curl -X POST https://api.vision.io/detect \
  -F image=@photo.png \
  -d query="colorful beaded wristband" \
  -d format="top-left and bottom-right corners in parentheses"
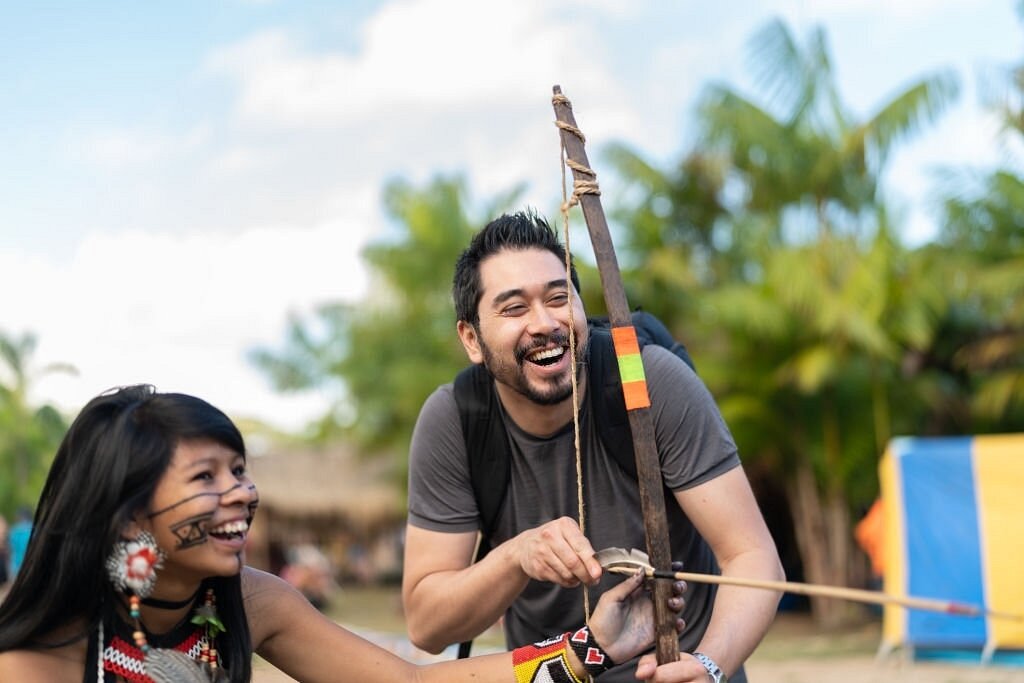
top-left (568, 625), bottom-right (615, 678)
top-left (512, 632), bottom-right (583, 683)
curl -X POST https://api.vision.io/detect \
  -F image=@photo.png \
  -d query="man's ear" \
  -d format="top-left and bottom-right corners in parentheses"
top-left (457, 320), bottom-right (485, 365)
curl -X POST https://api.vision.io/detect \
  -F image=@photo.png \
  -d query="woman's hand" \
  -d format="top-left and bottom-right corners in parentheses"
top-left (586, 572), bottom-right (687, 664)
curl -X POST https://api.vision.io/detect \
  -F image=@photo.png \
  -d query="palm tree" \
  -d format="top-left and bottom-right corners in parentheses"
top-left (699, 19), bottom-right (960, 625)
top-left (934, 29), bottom-right (1024, 429)
top-left (696, 19), bottom-right (960, 625)
top-left (605, 18), bottom-right (959, 625)
top-left (925, 2), bottom-right (1024, 432)
top-left (0, 330), bottom-right (74, 516)
top-left (699, 19), bottom-right (958, 239)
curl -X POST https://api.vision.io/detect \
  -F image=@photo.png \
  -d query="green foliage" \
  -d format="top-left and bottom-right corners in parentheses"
top-left (0, 330), bottom-right (72, 518)
top-left (610, 18), bottom-right (965, 496)
top-left (698, 19), bottom-right (958, 235)
top-left (935, 203), bottom-right (1024, 428)
top-left (940, 170), bottom-right (1024, 260)
top-left (930, 30), bottom-right (1024, 430)
top-left (603, 17), bottom-right (976, 621)
top-left (250, 175), bottom-right (523, 484)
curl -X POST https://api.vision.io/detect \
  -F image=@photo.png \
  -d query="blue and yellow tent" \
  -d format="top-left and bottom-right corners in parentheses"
top-left (879, 435), bottom-right (1024, 663)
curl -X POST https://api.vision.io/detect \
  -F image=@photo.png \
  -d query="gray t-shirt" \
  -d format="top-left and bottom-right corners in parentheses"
top-left (408, 345), bottom-right (746, 682)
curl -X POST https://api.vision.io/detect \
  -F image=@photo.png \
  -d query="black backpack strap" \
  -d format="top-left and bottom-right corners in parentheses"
top-left (453, 363), bottom-right (512, 549)
top-left (586, 324), bottom-right (638, 479)
top-left (452, 363), bottom-right (513, 658)
top-left (586, 311), bottom-right (696, 478)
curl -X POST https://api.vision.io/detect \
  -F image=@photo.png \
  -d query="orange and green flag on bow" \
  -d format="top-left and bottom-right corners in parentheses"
top-left (611, 326), bottom-right (650, 410)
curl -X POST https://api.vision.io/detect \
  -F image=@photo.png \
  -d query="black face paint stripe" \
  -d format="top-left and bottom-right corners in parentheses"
top-left (147, 482), bottom-right (246, 518)
top-left (170, 512), bottom-right (214, 550)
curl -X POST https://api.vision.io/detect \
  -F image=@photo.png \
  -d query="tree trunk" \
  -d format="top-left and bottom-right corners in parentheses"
top-left (787, 462), bottom-right (861, 627)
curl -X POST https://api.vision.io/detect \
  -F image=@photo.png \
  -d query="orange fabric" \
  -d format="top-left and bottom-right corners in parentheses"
top-left (611, 326), bottom-right (641, 355)
top-left (621, 380), bottom-right (651, 410)
top-left (855, 498), bottom-right (885, 576)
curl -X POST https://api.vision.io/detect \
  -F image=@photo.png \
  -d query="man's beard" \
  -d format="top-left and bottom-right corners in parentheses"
top-left (478, 330), bottom-right (583, 406)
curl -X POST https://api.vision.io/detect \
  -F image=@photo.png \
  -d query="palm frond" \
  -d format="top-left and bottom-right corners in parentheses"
top-left (747, 18), bottom-right (807, 118)
top-left (862, 70), bottom-right (960, 167)
top-left (971, 371), bottom-right (1024, 419)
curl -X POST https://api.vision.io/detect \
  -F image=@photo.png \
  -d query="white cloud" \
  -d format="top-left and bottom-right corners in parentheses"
top-left (203, 0), bottom-right (615, 129)
top-left (204, 145), bottom-right (270, 178)
top-left (6, 200), bottom-right (375, 429)
top-left (193, 0), bottom-right (649, 244)
top-left (77, 124), bottom-right (212, 167)
top-left (800, 0), bottom-right (968, 20)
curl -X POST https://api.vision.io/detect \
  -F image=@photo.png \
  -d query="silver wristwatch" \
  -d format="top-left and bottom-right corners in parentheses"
top-left (693, 652), bottom-right (727, 683)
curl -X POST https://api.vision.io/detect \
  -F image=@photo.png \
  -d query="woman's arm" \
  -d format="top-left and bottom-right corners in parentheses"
top-left (245, 567), bottom-right (656, 683)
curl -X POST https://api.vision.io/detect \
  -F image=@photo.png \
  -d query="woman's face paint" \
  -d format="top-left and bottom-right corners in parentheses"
top-left (143, 439), bottom-right (258, 583)
top-left (247, 483), bottom-right (260, 524)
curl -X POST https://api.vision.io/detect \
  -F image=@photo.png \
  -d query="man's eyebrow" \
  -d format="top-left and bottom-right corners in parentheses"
top-left (490, 279), bottom-right (568, 307)
top-left (491, 287), bottom-right (524, 307)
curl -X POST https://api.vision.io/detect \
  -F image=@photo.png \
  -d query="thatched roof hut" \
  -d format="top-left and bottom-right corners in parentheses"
top-left (245, 443), bottom-right (406, 579)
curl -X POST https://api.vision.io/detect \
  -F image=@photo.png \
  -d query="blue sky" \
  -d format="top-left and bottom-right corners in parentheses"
top-left (1, 0), bottom-right (1020, 431)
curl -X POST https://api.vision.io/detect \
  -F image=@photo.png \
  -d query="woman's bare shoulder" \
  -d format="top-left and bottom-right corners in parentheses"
top-left (0, 620), bottom-right (89, 682)
top-left (242, 564), bottom-right (295, 599)
top-left (241, 565), bottom-right (312, 646)
top-left (0, 641), bottom-right (87, 683)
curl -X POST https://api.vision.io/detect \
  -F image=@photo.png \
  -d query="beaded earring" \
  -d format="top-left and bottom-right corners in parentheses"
top-left (105, 531), bottom-right (165, 597)
top-left (103, 533), bottom-right (229, 682)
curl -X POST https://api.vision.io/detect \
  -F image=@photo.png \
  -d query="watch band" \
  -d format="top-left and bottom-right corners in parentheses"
top-left (693, 652), bottom-right (727, 683)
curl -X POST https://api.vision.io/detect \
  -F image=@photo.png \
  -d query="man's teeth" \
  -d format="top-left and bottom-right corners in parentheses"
top-left (210, 520), bottom-right (249, 535)
top-left (529, 347), bottom-right (565, 362)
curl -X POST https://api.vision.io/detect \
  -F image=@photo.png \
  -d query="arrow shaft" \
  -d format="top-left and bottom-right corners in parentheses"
top-left (606, 566), bottom-right (1021, 620)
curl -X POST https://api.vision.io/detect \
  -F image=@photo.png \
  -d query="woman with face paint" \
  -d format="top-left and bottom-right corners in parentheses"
top-left (0, 385), bottom-right (681, 683)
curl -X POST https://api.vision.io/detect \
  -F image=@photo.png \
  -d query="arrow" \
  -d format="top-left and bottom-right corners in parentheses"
top-left (596, 547), bottom-right (1023, 621)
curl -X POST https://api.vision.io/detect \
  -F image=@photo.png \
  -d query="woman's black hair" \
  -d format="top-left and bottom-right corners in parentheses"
top-left (0, 384), bottom-right (253, 682)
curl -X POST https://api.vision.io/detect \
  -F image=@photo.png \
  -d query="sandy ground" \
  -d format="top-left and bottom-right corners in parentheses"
top-left (744, 656), bottom-right (1024, 683)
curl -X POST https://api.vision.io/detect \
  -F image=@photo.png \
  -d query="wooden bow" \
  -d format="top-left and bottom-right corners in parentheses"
top-left (551, 85), bottom-right (680, 665)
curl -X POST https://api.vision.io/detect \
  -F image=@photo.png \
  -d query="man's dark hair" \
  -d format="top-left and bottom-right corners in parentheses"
top-left (452, 209), bottom-right (581, 325)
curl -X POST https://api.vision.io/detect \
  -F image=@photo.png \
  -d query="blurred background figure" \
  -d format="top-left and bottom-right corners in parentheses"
top-left (6, 507), bottom-right (32, 582)
top-left (280, 542), bottom-right (337, 610)
top-left (0, 513), bottom-right (9, 591)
